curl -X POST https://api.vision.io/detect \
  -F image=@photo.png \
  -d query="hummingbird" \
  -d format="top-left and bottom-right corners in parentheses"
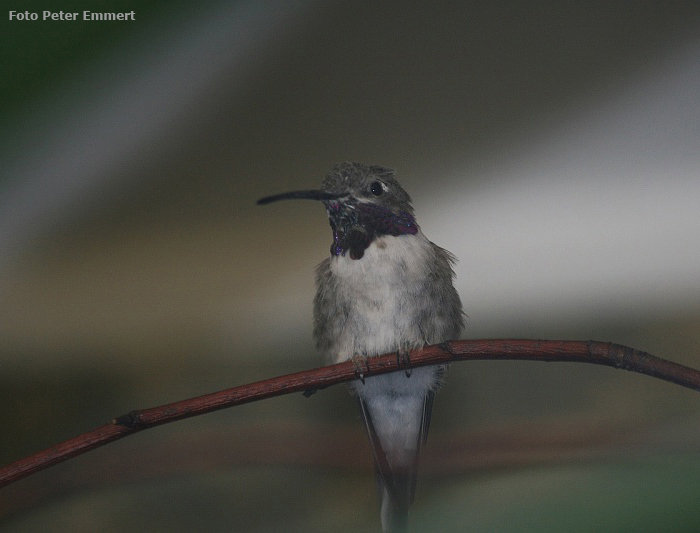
top-left (258, 162), bottom-right (464, 532)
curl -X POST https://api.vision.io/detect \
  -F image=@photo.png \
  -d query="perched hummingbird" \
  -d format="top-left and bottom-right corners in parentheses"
top-left (258, 162), bottom-right (464, 532)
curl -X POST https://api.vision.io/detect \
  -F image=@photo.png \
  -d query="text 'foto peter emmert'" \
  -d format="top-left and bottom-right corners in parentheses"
top-left (9, 11), bottom-right (136, 21)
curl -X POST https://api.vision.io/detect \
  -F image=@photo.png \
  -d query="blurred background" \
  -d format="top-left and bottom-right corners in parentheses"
top-left (2, 1), bottom-right (700, 531)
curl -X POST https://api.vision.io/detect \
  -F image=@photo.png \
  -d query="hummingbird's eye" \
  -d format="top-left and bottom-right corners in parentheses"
top-left (370, 181), bottom-right (384, 196)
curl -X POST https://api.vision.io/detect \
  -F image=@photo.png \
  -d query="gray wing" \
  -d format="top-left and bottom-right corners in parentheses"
top-left (313, 257), bottom-right (348, 357)
top-left (418, 243), bottom-right (465, 344)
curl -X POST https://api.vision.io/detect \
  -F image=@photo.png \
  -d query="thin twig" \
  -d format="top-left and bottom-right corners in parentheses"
top-left (1, 339), bottom-right (699, 488)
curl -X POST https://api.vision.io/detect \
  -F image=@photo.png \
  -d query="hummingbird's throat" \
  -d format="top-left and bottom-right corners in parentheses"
top-left (327, 201), bottom-right (418, 260)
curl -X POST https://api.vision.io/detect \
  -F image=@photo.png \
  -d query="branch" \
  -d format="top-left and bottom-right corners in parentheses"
top-left (2, 339), bottom-right (699, 488)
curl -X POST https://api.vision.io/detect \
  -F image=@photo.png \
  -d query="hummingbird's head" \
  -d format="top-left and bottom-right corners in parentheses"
top-left (258, 162), bottom-right (418, 260)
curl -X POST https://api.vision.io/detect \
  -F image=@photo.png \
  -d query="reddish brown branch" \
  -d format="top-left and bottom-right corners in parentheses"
top-left (2, 339), bottom-right (700, 488)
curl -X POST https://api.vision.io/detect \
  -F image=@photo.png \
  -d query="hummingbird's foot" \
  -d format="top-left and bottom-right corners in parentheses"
top-left (397, 350), bottom-right (412, 378)
top-left (351, 354), bottom-right (370, 384)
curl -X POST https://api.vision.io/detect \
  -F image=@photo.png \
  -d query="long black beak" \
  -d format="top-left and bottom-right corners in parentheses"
top-left (257, 190), bottom-right (344, 205)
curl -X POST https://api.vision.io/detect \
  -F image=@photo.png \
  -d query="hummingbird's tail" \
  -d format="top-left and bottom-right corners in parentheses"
top-left (379, 483), bottom-right (410, 533)
top-left (356, 369), bottom-right (437, 533)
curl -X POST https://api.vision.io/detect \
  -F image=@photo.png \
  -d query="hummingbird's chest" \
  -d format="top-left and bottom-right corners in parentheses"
top-left (322, 233), bottom-right (435, 360)
top-left (331, 233), bottom-right (430, 297)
